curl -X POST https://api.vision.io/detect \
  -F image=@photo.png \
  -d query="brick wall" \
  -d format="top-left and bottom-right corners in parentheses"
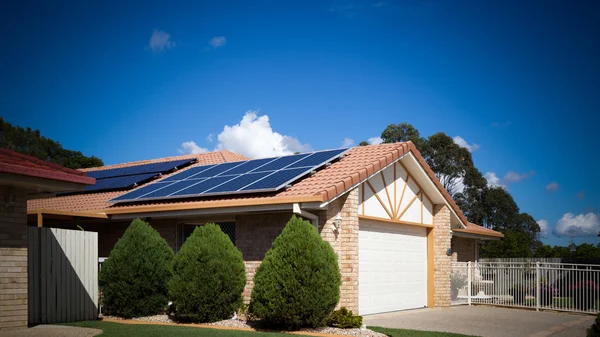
top-left (433, 204), bottom-right (452, 307)
top-left (451, 236), bottom-right (477, 262)
top-left (235, 212), bottom-right (291, 302)
top-left (318, 188), bottom-right (359, 312)
top-left (0, 187), bottom-right (28, 331)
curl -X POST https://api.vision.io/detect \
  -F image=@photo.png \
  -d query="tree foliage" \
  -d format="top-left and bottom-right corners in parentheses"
top-left (249, 216), bottom-right (341, 329)
top-left (169, 224), bottom-right (246, 323)
top-left (0, 118), bottom-right (103, 169)
top-left (99, 219), bottom-right (174, 318)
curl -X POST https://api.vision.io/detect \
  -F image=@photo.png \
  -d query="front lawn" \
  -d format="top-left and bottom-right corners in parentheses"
top-left (369, 326), bottom-right (479, 337)
top-left (66, 321), bottom-right (312, 337)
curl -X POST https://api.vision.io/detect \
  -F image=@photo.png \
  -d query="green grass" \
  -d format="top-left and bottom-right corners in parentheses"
top-left (369, 326), bottom-right (479, 337)
top-left (65, 320), bottom-right (312, 337)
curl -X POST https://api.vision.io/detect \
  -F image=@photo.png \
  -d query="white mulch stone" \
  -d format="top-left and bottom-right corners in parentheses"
top-left (302, 327), bottom-right (387, 337)
top-left (206, 318), bottom-right (252, 329)
top-left (103, 315), bottom-right (385, 337)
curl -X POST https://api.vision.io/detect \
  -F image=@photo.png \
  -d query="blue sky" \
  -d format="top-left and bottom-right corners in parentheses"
top-left (1, 0), bottom-right (598, 246)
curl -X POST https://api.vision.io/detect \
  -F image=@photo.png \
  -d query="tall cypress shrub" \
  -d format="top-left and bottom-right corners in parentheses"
top-left (169, 224), bottom-right (246, 323)
top-left (249, 215), bottom-right (341, 329)
top-left (99, 219), bottom-right (174, 318)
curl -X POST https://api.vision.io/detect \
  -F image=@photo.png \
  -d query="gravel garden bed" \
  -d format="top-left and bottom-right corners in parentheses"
top-left (102, 315), bottom-right (386, 337)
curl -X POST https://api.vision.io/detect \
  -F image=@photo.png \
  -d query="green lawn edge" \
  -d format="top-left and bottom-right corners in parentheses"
top-left (65, 320), bottom-right (314, 337)
top-left (369, 326), bottom-right (480, 337)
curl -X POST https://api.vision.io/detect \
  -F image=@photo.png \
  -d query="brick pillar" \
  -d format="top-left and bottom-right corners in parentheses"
top-left (433, 204), bottom-right (452, 307)
top-left (0, 188), bottom-right (28, 331)
top-left (320, 188), bottom-right (359, 312)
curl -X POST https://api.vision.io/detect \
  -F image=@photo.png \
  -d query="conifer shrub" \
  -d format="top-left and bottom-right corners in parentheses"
top-left (169, 224), bottom-right (246, 323)
top-left (99, 219), bottom-right (174, 318)
top-left (249, 215), bottom-right (341, 329)
top-left (327, 307), bottom-right (363, 329)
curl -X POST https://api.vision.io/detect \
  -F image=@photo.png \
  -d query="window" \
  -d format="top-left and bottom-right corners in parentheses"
top-left (179, 221), bottom-right (236, 250)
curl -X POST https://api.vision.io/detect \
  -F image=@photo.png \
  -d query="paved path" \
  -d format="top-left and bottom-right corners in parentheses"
top-left (0, 325), bottom-right (101, 337)
top-left (363, 305), bottom-right (595, 337)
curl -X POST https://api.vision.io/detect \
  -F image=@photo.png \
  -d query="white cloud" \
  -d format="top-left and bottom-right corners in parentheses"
top-left (554, 213), bottom-right (600, 237)
top-left (178, 141), bottom-right (208, 154)
top-left (342, 138), bottom-right (355, 147)
top-left (206, 133), bottom-right (214, 144)
top-left (546, 182), bottom-right (559, 193)
top-left (214, 111), bottom-right (311, 158)
top-left (537, 219), bottom-right (550, 238)
top-left (208, 36), bottom-right (227, 48)
top-left (368, 136), bottom-right (383, 145)
top-left (453, 136), bottom-right (480, 152)
top-left (502, 170), bottom-right (534, 184)
top-left (484, 172), bottom-right (502, 188)
top-left (149, 29), bottom-right (174, 52)
top-left (484, 170), bottom-right (534, 188)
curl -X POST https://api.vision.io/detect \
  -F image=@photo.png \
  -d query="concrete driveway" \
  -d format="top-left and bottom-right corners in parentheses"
top-left (364, 305), bottom-right (595, 337)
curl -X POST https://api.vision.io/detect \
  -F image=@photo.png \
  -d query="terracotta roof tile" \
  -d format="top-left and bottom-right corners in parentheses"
top-left (27, 144), bottom-right (503, 238)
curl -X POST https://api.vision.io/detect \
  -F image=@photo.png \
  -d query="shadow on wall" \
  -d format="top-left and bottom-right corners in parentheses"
top-left (28, 227), bottom-right (98, 325)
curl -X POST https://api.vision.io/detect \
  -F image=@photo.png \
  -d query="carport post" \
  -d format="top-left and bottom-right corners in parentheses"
top-left (467, 261), bottom-right (472, 305)
top-left (536, 261), bottom-right (540, 311)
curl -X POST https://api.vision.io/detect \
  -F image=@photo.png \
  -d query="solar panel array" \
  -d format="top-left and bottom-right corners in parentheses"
top-left (82, 158), bottom-right (196, 192)
top-left (111, 148), bottom-right (349, 203)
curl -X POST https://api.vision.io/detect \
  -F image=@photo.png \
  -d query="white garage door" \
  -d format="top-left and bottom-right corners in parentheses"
top-left (359, 219), bottom-right (428, 315)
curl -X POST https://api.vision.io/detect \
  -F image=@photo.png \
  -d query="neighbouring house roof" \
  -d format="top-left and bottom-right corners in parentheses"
top-left (27, 143), bottom-right (502, 238)
top-left (0, 148), bottom-right (95, 185)
top-left (453, 223), bottom-right (504, 238)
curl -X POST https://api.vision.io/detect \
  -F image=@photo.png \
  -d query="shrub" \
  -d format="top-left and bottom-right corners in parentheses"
top-left (99, 219), bottom-right (174, 318)
top-left (328, 307), bottom-right (363, 329)
top-left (169, 224), bottom-right (246, 323)
top-left (588, 312), bottom-right (600, 337)
top-left (249, 215), bottom-right (341, 329)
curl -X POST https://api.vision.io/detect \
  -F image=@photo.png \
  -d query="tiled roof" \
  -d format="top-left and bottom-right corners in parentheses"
top-left (0, 148), bottom-right (95, 185)
top-left (454, 223), bottom-right (504, 238)
top-left (27, 144), bottom-right (502, 238)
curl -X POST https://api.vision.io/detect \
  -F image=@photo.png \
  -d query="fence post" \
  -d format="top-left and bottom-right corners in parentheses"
top-left (536, 261), bottom-right (540, 311)
top-left (467, 261), bottom-right (472, 305)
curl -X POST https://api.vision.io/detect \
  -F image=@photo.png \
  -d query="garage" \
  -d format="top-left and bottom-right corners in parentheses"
top-left (359, 218), bottom-right (428, 315)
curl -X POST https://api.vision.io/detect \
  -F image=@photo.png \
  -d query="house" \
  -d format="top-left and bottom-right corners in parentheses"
top-left (0, 149), bottom-right (95, 331)
top-left (27, 142), bottom-right (502, 316)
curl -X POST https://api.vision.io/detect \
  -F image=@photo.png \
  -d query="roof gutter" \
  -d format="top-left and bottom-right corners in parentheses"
top-left (109, 201), bottom-right (324, 220)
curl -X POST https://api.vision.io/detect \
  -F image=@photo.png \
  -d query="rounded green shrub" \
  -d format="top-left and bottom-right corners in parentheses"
top-left (249, 215), bottom-right (341, 329)
top-left (99, 219), bottom-right (174, 318)
top-left (327, 307), bottom-right (363, 329)
top-left (588, 312), bottom-right (600, 337)
top-left (169, 224), bottom-right (246, 323)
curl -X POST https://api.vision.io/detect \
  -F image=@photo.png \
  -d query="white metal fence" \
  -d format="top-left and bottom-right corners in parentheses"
top-left (451, 261), bottom-right (600, 314)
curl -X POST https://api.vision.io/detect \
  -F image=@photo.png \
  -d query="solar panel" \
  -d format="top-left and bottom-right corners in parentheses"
top-left (86, 159), bottom-right (195, 179)
top-left (110, 148), bottom-right (349, 203)
top-left (84, 172), bottom-right (158, 192)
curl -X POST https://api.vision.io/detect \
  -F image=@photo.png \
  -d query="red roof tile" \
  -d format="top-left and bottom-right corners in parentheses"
top-left (0, 148), bottom-right (95, 185)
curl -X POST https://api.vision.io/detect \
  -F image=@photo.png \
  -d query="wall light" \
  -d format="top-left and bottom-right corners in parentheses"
top-left (333, 213), bottom-right (342, 232)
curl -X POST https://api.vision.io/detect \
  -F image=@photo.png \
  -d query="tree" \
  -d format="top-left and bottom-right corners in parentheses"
top-left (481, 229), bottom-right (534, 258)
top-left (359, 141), bottom-right (369, 146)
top-left (380, 122), bottom-right (425, 148)
top-left (421, 132), bottom-right (477, 196)
top-left (99, 219), bottom-right (174, 318)
top-left (0, 118), bottom-right (102, 169)
top-left (249, 216), bottom-right (341, 329)
top-left (169, 224), bottom-right (246, 323)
